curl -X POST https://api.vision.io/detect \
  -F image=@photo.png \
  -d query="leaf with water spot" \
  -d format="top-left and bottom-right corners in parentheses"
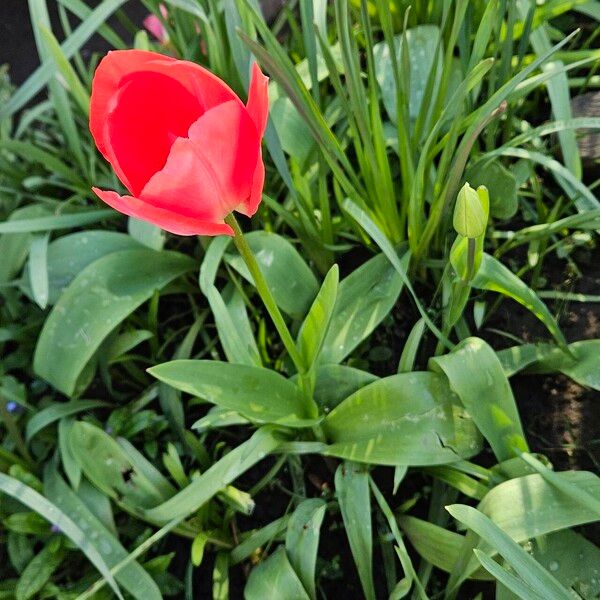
top-left (324, 372), bottom-right (481, 465)
top-left (33, 248), bottom-right (195, 396)
top-left (225, 231), bottom-right (319, 319)
top-left (150, 360), bottom-right (314, 427)
top-left (430, 337), bottom-right (528, 462)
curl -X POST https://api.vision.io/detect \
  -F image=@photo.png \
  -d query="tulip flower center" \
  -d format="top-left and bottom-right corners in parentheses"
top-left (109, 71), bottom-right (204, 195)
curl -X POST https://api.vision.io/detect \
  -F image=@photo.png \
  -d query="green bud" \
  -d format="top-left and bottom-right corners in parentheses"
top-left (453, 182), bottom-right (487, 239)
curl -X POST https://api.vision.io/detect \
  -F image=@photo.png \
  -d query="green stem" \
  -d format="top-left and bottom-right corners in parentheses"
top-left (225, 214), bottom-right (305, 374)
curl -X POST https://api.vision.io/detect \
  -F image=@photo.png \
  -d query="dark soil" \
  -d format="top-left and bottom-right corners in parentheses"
top-left (484, 246), bottom-right (600, 476)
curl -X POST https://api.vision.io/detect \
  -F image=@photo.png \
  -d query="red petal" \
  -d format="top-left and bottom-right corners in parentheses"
top-left (140, 136), bottom-right (227, 221)
top-left (89, 50), bottom-right (240, 194)
top-left (246, 62), bottom-right (269, 136)
top-left (107, 71), bottom-right (203, 195)
top-left (237, 152), bottom-right (265, 217)
top-left (93, 187), bottom-right (234, 236)
top-left (187, 100), bottom-right (260, 211)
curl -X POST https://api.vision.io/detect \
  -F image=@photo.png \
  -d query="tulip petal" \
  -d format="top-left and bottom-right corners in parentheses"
top-left (140, 136), bottom-right (226, 221)
top-left (107, 71), bottom-right (203, 195)
top-left (246, 63), bottom-right (269, 136)
top-left (188, 100), bottom-right (260, 206)
top-left (90, 50), bottom-right (240, 193)
top-left (237, 153), bottom-right (265, 217)
top-left (92, 188), bottom-right (234, 236)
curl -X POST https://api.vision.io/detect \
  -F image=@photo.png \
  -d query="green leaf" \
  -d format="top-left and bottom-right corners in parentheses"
top-left (0, 205), bottom-right (49, 284)
top-left (497, 530), bottom-right (600, 600)
top-left (0, 210), bottom-right (116, 234)
top-left (225, 231), bottom-right (319, 319)
top-left (144, 428), bottom-right (280, 523)
top-left (374, 25), bottom-right (442, 123)
top-left (25, 399), bottom-right (109, 442)
top-left (313, 364), bottom-right (378, 412)
top-left (230, 516), bottom-right (289, 565)
top-left (324, 372), bottom-right (481, 466)
top-left (0, 472), bottom-right (123, 599)
top-left (27, 233), bottom-right (49, 309)
top-left (22, 231), bottom-right (141, 305)
top-left (471, 254), bottom-right (567, 348)
top-left (447, 504), bottom-right (573, 600)
top-left (200, 237), bottom-right (261, 366)
top-left (285, 499), bottom-right (327, 599)
top-left (398, 515), bottom-right (492, 580)
top-left (467, 160), bottom-right (519, 220)
top-left (127, 218), bottom-right (165, 251)
top-left (453, 470), bottom-right (600, 585)
top-left (150, 360), bottom-right (312, 427)
top-left (69, 421), bottom-right (174, 507)
top-left (245, 546), bottom-right (310, 600)
top-left (474, 550), bottom-right (547, 600)
top-left (16, 540), bottom-right (64, 600)
top-left (44, 466), bottom-right (162, 600)
top-left (297, 265), bottom-right (339, 370)
top-left (335, 463), bottom-right (375, 600)
top-left (320, 251), bottom-right (408, 364)
top-left (524, 340), bottom-right (600, 391)
top-left (34, 248), bottom-right (195, 396)
top-left (430, 337), bottom-right (528, 462)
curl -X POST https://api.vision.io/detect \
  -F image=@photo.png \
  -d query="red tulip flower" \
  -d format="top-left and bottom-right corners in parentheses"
top-left (89, 50), bottom-right (269, 235)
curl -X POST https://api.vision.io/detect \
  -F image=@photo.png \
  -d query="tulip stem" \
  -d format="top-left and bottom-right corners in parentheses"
top-left (225, 214), bottom-right (305, 374)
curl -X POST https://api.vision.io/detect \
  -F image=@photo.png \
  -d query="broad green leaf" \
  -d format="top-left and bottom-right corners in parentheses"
top-left (335, 463), bottom-right (375, 600)
top-left (497, 343), bottom-right (556, 377)
top-left (285, 499), bottom-right (327, 599)
top-left (447, 504), bottom-right (573, 600)
top-left (34, 248), bottom-right (194, 396)
top-left (313, 364), bottom-right (378, 412)
top-left (0, 472), bottom-right (123, 599)
top-left (27, 233), bottom-right (49, 309)
top-left (398, 515), bottom-right (491, 580)
top-left (127, 217), bottom-right (165, 251)
top-left (270, 93), bottom-right (315, 163)
top-left (15, 541), bottom-right (64, 600)
top-left (226, 231), bottom-right (319, 319)
top-left (22, 231), bottom-right (141, 305)
top-left (324, 372), bottom-right (481, 466)
top-left (467, 160), bottom-right (518, 220)
top-left (231, 515), bottom-right (289, 565)
top-left (430, 337), bottom-right (528, 462)
top-left (374, 25), bottom-right (442, 122)
top-left (245, 546), bottom-right (310, 600)
top-left (320, 251), bottom-right (408, 364)
top-left (0, 205), bottom-right (50, 283)
top-left (527, 340), bottom-right (600, 391)
top-left (192, 407), bottom-right (250, 432)
top-left (498, 340), bottom-right (600, 391)
top-left (144, 427), bottom-right (281, 522)
top-left (44, 467), bottom-right (162, 600)
top-left (149, 360), bottom-right (312, 427)
top-left (200, 237), bottom-right (260, 366)
top-left (456, 470), bottom-right (600, 585)
top-left (474, 550), bottom-right (547, 600)
top-left (497, 530), bottom-right (600, 600)
top-left (0, 210), bottom-right (116, 234)
top-left (212, 282), bottom-right (261, 366)
top-left (297, 265), bottom-right (339, 370)
top-left (69, 421), bottom-right (174, 507)
top-left (471, 253), bottom-right (567, 348)
top-left (25, 399), bottom-right (109, 441)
